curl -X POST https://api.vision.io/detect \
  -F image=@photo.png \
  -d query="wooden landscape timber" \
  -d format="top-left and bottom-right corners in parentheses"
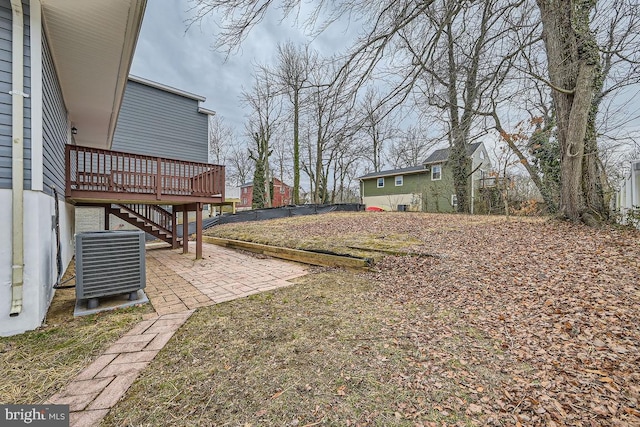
top-left (202, 236), bottom-right (372, 269)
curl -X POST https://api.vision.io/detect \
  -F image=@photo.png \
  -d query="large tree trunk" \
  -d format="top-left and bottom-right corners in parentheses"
top-left (537, 0), bottom-right (602, 222)
top-left (450, 131), bottom-right (471, 213)
top-left (293, 91), bottom-right (300, 204)
top-left (582, 69), bottom-right (609, 221)
top-left (445, 20), bottom-right (471, 214)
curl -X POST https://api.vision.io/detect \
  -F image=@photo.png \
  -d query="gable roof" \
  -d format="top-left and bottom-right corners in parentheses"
top-left (358, 142), bottom-right (485, 180)
top-left (358, 165), bottom-right (428, 180)
top-left (424, 142), bottom-right (484, 165)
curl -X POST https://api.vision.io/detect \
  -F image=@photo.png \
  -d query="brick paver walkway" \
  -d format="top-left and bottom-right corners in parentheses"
top-left (146, 242), bottom-right (308, 313)
top-left (47, 311), bottom-right (192, 426)
top-left (48, 242), bottom-right (307, 426)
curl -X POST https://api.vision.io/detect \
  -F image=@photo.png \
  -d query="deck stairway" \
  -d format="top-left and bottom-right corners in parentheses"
top-left (66, 144), bottom-right (226, 258)
top-left (108, 204), bottom-right (183, 247)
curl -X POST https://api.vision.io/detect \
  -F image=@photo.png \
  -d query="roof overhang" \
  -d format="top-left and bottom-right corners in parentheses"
top-left (198, 107), bottom-right (216, 116)
top-left (357, 168), bottom-right (428, 181)
top-left (41, 0), bottom-right (147, 149)
top-left (129, 75), bottom-right (216, 116)
top-left (129, 75), bottom-right (206, 102)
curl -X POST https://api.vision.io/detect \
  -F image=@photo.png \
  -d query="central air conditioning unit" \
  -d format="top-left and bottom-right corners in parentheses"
top-left (75, 230), bottom-right (146, 309)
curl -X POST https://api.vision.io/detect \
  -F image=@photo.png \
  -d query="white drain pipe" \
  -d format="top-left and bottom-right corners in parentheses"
top-left (10, 0), bottom-right (25, 317)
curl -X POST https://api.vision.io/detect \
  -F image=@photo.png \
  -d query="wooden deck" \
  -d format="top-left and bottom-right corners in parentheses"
top-left (65, 145), bottom-right (225, 205)
top-left (66, 144), bottom-right (225, 259)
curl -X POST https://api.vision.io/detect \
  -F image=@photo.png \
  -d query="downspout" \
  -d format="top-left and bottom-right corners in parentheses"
top-left (10, 0), bottom-right (25, 317)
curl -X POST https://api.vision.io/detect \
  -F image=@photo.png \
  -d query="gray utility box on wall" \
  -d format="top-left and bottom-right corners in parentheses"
top-left (75, 230), bottom-right (146, 309)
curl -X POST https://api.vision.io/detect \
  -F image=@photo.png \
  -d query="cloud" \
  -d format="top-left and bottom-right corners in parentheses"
top-left (130, 0), bottom-right (358, 143)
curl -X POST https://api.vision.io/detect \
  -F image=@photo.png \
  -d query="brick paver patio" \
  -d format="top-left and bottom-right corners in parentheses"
top-left (48, 242), bottom-right (307, 426)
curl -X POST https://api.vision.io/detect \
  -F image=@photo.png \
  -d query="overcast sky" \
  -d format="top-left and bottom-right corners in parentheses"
top-left (130, 1), bottom-right (640, 168)
top-left (130, 0), bottom-right (352, 139)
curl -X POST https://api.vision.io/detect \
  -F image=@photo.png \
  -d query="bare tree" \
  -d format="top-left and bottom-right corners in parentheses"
top-left (583, 0), bottom-right (640, 218)
top-left (388, 126), bottom-right (438, 168)
top-left (272, 42), bottom-right (317, 204)
top-left (225, 144), bottom-right (253, 186)
top-left (357, 88), bottom-right (397, 172)
top-left (482, 0), bottom-right (640, 221)
top-left (331, 133), bottom-right (364, 203)
top-left (270, 127), bottom-right (292, 187)
top-left (301, 61), bottom-right (355, 203)
top-left (208, 114), bottom-right (234, 164)
top-left (190, 0), bottom-right (522, 213)
top-left (399, 0), bottom-right (526, 213)
top-left (243, 68), bottom-right (281, 208)
top-left (191, 0), bottom-right (640, 223)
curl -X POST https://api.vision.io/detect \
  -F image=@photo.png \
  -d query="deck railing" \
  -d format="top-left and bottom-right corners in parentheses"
top-left (66, 145), bottom-right (225, 202)
top-left (478, 176), bottom-right (510, 189)
top-left (117, 204), bottom-right (174, 232)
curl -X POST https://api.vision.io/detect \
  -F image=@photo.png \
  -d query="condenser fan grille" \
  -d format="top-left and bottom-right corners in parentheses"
top-left (75, 231), bottom-right (146, 300)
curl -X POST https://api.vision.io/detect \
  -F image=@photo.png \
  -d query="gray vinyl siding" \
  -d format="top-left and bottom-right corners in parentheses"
top-left (0, 0), bottom-right (31, 189)
top-left (112, 80), bottom-right (208, 163)
top-left (42, 30), bottom-right (67, 197)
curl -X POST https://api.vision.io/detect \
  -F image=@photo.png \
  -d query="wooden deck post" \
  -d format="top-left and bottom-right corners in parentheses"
top-left (156, 157), bottom-right (162, 200)
top-left (171, 207), bottom-right (178, 249)
top-left (182, 206), bottom-right (189, 254)
top-left (196, 202), bottom-right (203, 260)
top-left (104, 206), bottom-right (110, 230)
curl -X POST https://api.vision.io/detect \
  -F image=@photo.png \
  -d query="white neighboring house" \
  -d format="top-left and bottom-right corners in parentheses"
top-left (614, 160), bottom-right (640, 227)
top-left (0, 0), bottom-right (146, 336)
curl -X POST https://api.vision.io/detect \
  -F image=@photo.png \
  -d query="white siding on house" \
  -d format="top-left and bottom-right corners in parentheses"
top-left (75, 207), bottom-right (142, 233)
top-left (615, 160), bottom-right (640, 227)
top-left (470, 143), bottom-right (491, 214)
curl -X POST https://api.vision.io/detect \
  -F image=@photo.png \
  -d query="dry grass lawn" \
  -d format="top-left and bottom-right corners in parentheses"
top-left (105, 212), bottom-right (640, 426)
top-left (0, 261), bottom-right (153, 405)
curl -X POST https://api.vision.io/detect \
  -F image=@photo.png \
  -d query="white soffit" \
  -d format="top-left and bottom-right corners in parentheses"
top-left (41, 0), bottom-right (146, 149)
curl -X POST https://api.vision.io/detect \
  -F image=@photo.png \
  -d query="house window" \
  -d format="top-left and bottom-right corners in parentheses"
top-left (431, 165), bottom-right (442, 181)
top-left (451, 194), bottom-right (458, 207)
top-left (377, 177), bottom-right (385, 188)
top-left (280, 186), bottom-right (285, 194)
top-left (242, 198), bottom-right (247, 205)
top-left (395, 175), bottom-right (403, 186)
